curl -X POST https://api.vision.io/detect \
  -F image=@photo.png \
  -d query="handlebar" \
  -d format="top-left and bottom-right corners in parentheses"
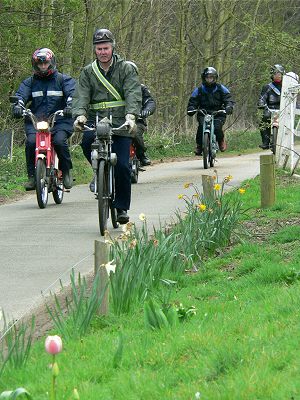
top-left (187, 109), bottom-right (226, 116)
top-left (10, 96), bottom-right (63, 130)
top-left (83, 120), bottom-right (129, 134)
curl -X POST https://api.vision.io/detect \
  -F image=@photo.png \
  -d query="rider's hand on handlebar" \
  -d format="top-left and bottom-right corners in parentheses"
top-left (141, 109), bottom-right (151, 118)
top-left (225, 106), bottom-right (233, 115)
top-left (74, 115), bottom-right (87, 131)
top-left (187, 109), bottom-right (196, 116)
top-left (63, 105), bottom-right (72, 118)
top-left (12, 103), bottom-right (24, 119)
top-left (125, 113), bottom-right (136, 133)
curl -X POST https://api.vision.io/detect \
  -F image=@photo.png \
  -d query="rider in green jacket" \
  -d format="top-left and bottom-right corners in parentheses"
top-left (72, 28), bottom-right (142, 224)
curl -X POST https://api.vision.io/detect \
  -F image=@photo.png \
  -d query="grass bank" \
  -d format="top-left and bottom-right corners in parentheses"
top-left (1, 170), bottom-right (300, 399)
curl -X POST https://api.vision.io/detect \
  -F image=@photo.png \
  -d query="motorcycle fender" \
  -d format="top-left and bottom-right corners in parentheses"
top-left (37, 154), bottom-right (46, 160)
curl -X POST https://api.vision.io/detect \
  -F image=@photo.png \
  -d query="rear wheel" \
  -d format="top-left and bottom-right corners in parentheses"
top-left (35, 159), bottom-right (48, 209)
top-left (98, 160), bottom-right (109, 236)
top-left (202, 132), bottom-right (209, 169)
top-left (271, 126), bottom-right (278, 155)
top-left (131, 156), bottom-right (139, 184)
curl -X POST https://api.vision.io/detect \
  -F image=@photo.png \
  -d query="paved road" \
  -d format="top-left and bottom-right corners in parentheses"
top-left (0, 152), bottom-right (263, 321)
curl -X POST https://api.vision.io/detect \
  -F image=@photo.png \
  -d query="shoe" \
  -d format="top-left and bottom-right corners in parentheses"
top-left (24, 176), bottom-right (35, 191)
top-left (117, 209), bottom-right (130, 224)
top-left (63, 170), bottom-right (73, 189)
top-left (140, 156), bottom-right (151, 166)
top-left (218, 139), bottom-right (227, 152)
top-left (259, 143), bottom-right (269, 150)
top-left (89, 177), bottom-right (95, 192)
top-left (194, 146), bottom-right (202, 156)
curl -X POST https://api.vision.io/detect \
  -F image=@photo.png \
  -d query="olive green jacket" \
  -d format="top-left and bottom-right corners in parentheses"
top-left (72, 54), bottom-right (142, 137)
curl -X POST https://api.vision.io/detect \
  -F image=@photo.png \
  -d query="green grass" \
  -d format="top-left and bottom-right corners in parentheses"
top-left (1, 170), bottom-right (300, 398)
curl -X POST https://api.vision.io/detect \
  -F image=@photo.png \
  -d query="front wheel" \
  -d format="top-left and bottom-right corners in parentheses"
top-left (35, 158), bottom-right (48, 209)
top-left (202, 132), bottom-right (209, 169)
top-left (52, 171), bottom-right (64, 204)
top-left (271, 126), bottom-right (278, 155)
top-left (98, 160), bottom-right (109, 236)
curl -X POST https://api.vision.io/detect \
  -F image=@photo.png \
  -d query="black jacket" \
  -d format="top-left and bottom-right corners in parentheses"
top-left (258, 82), bottom-right (281, 109)
top-left (137, 84), bottom-right (156, 125)
top-left (187, 83), bottom-right (234, 120)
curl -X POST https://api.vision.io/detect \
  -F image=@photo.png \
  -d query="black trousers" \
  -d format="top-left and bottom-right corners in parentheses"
top-left (25, 130), bottom-right (72, 177)
top-left (132, 122), bottom-right (147, 159)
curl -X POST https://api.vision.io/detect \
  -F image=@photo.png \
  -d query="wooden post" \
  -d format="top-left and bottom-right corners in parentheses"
top-left (94, 240), bottom-right (110, 315)
top-left (202, 174), bottom-right (214, 200)
top-left (260, 154), bottom-right (276, 208)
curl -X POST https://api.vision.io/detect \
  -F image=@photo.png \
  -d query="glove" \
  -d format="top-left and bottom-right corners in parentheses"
top-left (74, 115), bottom-right (87, 131)
top-left (257, 100), bottom-right (266, 109)
top-left (187, 109), bottom-right (196, 116)
top-left (12, 100), bottom-right (24, 119)
top-left (63, 105), bottom-right (72, 118)
top-left (125, 113), bottom-right (136, 133)
top-left (141, 109), bottom-right (151, 118)
top-left (225, 106), bottom-right (233, 115)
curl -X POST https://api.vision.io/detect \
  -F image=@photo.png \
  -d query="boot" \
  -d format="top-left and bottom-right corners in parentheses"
top-left (259, 132), bottom-right (270, 149)
top-left (24, 176), bottom-right (35, 191)
top-left (117, 209), bottom-right (130, 224)
top-left (194, 145), bottom-right (202, 156)
top-left (140, 155), bottom-right (151, 166)
top-left (218, 139), bottom-right (227, 152)
top-left (63, 170), bottom-right (73, 189)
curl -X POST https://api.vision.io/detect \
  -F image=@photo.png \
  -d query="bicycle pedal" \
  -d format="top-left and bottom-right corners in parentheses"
top-left (138, 167), bottom-right (146, 172)
top-left (64, 189), bottom-right (71, 193)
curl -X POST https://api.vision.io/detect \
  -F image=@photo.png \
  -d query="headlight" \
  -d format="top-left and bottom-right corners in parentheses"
top-left (36, 121), bottom-right (49, 130)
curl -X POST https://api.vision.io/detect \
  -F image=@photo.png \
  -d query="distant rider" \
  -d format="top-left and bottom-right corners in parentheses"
top-left (12, 48), bottom-right (75, 190)
top-left (257, 64), bottom-right (285, 149)
top-left (126, 61), bottom-right (156, 166)
top-left (187, 67), bottom-right (234, 155)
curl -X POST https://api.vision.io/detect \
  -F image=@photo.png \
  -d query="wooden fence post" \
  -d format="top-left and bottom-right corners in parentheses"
top-left (94, 240), bottom-right (110, 316)
top-left (202, 174), bottom-right (214, 200)
top-left (260, 154), bottom-right (276, 208)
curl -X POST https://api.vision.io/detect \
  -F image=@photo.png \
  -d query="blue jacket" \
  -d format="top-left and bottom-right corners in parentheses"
top-left (15, 71), bottom-right (76, 135)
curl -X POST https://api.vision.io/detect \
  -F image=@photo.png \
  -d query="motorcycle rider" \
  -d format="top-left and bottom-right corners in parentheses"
top-left (257, 64), bottom-right (285, 149)
top-left (12, 48), bottom-right (76, 190)
top-left (187, 67), bottom-right (234, 155)
top-left (72, 28), bottom-right (142, 224)
top-left (126, 61), bottom-right (156, 166)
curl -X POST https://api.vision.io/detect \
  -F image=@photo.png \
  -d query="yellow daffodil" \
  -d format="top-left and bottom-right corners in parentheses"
top-left (197, 203), bottom-right (207, 212)
top-left (224, 175), bottom-right (233, 182)
top-left (214, 183), bottom-right (221, 191)
top-left (184, 182), bottom-right (192, 188)
top-left (178, 194), bottom-right (183, 199)
top-left (238, 188), bottom-right (246, 194)
top-left (192, 193), bottom-right (199, 198)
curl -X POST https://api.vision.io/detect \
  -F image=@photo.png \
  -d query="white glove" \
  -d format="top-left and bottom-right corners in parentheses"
top-left (125, 113), bottom-right (136, 133)
top-left (74, 115), bottom-right (87, 131)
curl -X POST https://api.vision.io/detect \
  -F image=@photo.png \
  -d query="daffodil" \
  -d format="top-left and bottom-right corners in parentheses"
top-left (139, 213), bottom-right (146, 221)
top-left (224, 174), bottom-right (233, 182)
top-left (197, 203), bottom-right (207, 212)
top-left (178, 194), bottom-right (183, 199)
top-left (184, 182), bottom-right (192, 188)
top-left (214, 183), bottom-right (221, 191)
top-left (238, 188), bottom-right (246, 194)
top-left (129, 239), bottom-right (138, 249)
top-left (192, 193), bottom-right (199, 198)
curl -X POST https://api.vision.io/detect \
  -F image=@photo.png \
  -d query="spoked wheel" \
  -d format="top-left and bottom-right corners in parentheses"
top-left (35, 159), bottom-right (48, 209)
top-left (271, 126), bottom-right (278, 155)
top-left (98, 159), bottom-right (109, 236)
top-left (202, 132), bottom-right (209, 169)
top-left (130, 156), bottom-right (139, 184)
top-left (52, 170), bottom-right (64, 205)
top-left (110, 165), bottom-right (119, 229)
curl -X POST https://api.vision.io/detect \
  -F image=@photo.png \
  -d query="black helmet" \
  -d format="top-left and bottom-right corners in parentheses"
top-left (270, 64), bottom-right (285, 78)
top-left (201, 67), bottom-right (218, 85)
top-left (93, 29), bottom-right (115, 47)
top-left (126, 61), bottom-right (138, 74)
top-left (32, 48), bottom-right (56, 77)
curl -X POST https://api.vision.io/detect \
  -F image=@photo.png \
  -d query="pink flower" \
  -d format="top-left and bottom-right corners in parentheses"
top-left (45, 335), bottom-right (63, 355)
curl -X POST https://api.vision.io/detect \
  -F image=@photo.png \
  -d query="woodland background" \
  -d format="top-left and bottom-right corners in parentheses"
top-left (1, 0), bottom-right (300, 138)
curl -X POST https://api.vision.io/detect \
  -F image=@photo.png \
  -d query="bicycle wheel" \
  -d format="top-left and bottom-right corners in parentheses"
top-left (271, 126), bottom-right (278, 155)
top-left (52, 170), bottom-right (64, 205)
top-left (202, 132), bottom-right (209, 169)
top-left (35, 158), bottom-right (48, 209)
top-left (110, 165), bottom-right (119, 229)
top-left (131, 156), bottom-right (139, 184)
top-left (98, 159), bottom-right (109, 236)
